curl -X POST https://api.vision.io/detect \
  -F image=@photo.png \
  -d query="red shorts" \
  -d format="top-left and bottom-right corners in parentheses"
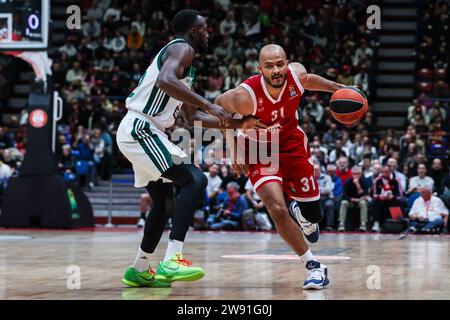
top-left (248, 153), bottom-right (320, 202)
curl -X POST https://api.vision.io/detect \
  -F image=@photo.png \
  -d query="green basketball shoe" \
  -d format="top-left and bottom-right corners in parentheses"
top-left (157, 253), bottom-right (205, 282)
top-left (121, 267), bottom-right (171, 287)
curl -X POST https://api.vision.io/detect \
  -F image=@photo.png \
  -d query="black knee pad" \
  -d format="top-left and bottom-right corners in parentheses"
top-left (297, 200), bottom-right (324, 223)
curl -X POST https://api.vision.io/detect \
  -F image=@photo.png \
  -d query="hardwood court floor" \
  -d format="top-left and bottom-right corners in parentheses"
top-left (0, 228), bottom-right (449, 300)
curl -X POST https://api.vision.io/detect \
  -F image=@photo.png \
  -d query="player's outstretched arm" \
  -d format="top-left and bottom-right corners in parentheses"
top-left (156, 43), bottom-right (231, 125)
top-left (289, 62), bottom-right (345, 93)
top-left (181, 104), bottom-right (261, 130)
top-left (214, 87), bottom-right (260, 175)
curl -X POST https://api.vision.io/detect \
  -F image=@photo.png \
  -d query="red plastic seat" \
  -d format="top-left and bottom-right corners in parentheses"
top-left (417, 68), bottom-right (433, 80)
top-left (417, 82), bottom-right (433, 93)
top-left (434, 68), bottom-right (447, 80)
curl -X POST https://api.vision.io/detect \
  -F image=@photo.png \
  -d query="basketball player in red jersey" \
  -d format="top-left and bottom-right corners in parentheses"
top-left (215, 44), bottom-right (346, 289)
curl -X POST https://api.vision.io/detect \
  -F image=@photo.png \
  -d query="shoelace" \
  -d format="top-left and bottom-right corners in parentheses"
top-left (148, 267), bottom-right (157, 275)
top-left (301, 222), bottom-right (317, 235)
top-left (174, 258), bottom-right (193, 267)
top-left (307, 268), bottom-right (324, 281)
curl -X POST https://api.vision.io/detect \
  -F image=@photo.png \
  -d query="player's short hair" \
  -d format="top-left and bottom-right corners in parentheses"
top-left (352, 166), bottom-right (362, 173)
top-left (171, 9), bottom-right (201, 35)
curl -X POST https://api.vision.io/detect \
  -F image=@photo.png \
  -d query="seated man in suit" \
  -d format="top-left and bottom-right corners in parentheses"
top-left (338, 166), bottom-right (370, 232)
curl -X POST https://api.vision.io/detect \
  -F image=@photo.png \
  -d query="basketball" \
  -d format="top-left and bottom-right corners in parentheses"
top-left (329, 87), bottom-right (368, 125)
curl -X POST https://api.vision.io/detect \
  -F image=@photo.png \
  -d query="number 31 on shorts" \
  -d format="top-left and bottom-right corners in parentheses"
top-left (300, 176), bottom-right (316, 192)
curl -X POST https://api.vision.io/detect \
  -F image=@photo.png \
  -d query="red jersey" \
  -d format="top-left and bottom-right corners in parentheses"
top-left (240, 66), bottom-right (320, 201)
top-left (240, 65), bottom-right (309, 156)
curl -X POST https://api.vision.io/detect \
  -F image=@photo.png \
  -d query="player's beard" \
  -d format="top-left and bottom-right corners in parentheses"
top-left (263, 73), bottom-right (285, 88)
top-left (197, 39), bottom-right (208, 54)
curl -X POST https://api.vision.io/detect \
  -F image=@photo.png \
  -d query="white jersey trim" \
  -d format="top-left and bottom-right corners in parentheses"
top-left (291, 195), bottom-right (321, 202)
top-left (253, 176), bottom-right (283, 190)
top-left (260, 75), bottom-right (287, 104)
top-left (288, 65), bottom-right (305, 94)
top-left (240, 83), bottom-right (257, 116)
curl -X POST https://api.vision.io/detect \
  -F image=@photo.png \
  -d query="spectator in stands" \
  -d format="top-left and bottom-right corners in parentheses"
top-left (353, 64), bottom-right (369, 94)
top-left (338, 166), bottom-right (370, 232)
top-left (428, 101), bottom-right (447, 125)
top-left (75, 132), bottom-right (96, 189)
top-left (387, 157), bottom-right (407, 194)
top-left (57, 144), bottom-right (75, 180)
top-left (336, 156), bottom-right (352, 186)
top-left (65, 62), bottom-right (86, 84)
top-left (408, 184), bottom-right (448, 233)
top-left (244, 57), bottom-right (259, 79)
top-left (322, 123), bottom-right (341, 149)
top-left (87, 0), bottom-right (104, 21)
top-left (353, 38), bottom-right (373, 67)
top-left (1, 149), bottom-right (17, 174)
top-left (59, 40), bottom-right (78, 58)
top-left (131, 14), bottom-right (146, 36)
top-left (91, 128), bottom-right (105, 183)
top-left (220, 11), bottom-right (237, 36)
top-left (223, 67), bottom-right (243, 91)
top-left (82, 16), bottom-right (101, 39)
top-left (110, 30), bottom-right (127, 53)
top-left (103, 1), bottom-right (122, 22)
top-left (325, 164), bottom-right (343, 230)
top-left (245, 179), bottom-right (265, 213)
top-left (409, 152), bottom-right (427, 176)
top-left (205, 164), bottom-right (223, 206)
top-left (372, 165), bottom-right (402, 232)
top-left (336, 64), bottom-right (353, 86)
top-left (407, 163), bottom-right (434, 196)
top-left (314, 164), bottom-right (334, 230)
top-left (127, 26), bottom-right (144, 51)
top-left (407, 99), bottom-right (428, 125)
top-left (207, 182), bottom-right (248, 230)
top-left (303, 95), bottom-right (324, 125)
top-left (430, 158), bottom-right (446, 195)
top-left (329, 139), bottom-right (349, 164)
top-left (400, 125), bottom-right (425, 154)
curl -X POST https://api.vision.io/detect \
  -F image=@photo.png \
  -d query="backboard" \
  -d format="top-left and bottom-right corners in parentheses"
top-left (0, 0), bottom-right (50, 51)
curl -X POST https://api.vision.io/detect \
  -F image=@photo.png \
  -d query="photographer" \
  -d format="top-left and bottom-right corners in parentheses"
top-left (207, 182), bottom-right (248, 230)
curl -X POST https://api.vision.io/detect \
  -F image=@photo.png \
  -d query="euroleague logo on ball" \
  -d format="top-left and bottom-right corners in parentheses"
top-left (29, 109), bottom-right (48, 128)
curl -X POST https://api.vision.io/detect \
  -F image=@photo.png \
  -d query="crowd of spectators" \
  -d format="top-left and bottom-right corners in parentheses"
top-left (416, 0), bottom-right (449, 97)
top-left (0, 1), bottom-right (449, 231)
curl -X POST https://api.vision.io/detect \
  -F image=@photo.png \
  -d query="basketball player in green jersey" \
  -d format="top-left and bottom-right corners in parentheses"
top-left (117, 9), bottom-right (259, 287)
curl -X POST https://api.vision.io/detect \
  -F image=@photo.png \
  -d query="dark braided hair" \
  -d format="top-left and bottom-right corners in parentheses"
top-left (171, 9), bottom-right (201, 35)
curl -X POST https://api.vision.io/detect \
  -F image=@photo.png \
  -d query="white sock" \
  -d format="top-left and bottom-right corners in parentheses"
top-left (132, 247), bottom-right (152, 272)
top-left (299, 249), bottom-right (316, 266)
top-left (164, 239), bottom-right (184, 262)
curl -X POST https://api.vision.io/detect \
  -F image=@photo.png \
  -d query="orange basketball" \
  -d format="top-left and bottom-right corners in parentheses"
top-left (329, 87), bottom-right (368, 125)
